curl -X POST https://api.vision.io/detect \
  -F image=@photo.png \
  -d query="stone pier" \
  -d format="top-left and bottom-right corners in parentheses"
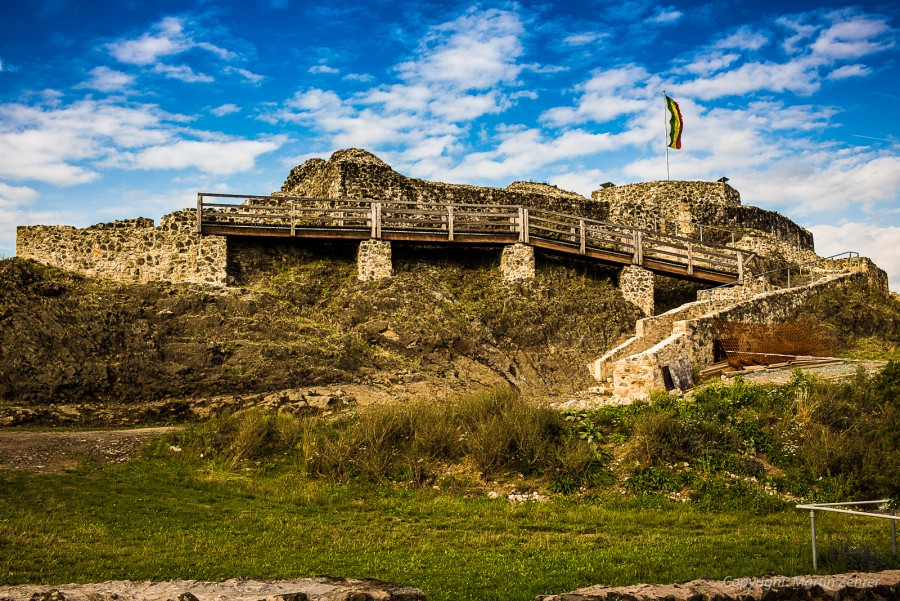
top-left (500, 243), bottom-right (535, 281)
top-left (357, 240), bottom-right (392, 280)
top-left (619, 265), bottom-right (654, 316)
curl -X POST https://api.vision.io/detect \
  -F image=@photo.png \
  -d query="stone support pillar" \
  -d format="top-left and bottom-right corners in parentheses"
top-left (357, 240), bottom-right (392, 281)
top-left (500, 243), bottom-right (535, 282)
top-left (619, 265), bottom-right (654, 316)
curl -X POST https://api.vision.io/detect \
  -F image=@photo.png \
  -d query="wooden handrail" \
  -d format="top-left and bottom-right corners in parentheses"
top-left (196, 192), bottom-right (748, 283)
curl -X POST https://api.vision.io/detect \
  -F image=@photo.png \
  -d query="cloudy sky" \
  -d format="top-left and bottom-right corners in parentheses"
top-left (2, 0), bottom-right (899, 289)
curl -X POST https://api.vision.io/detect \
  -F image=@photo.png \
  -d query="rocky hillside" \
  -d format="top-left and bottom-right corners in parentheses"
top-left (0, 244), bottom-right (642, 407)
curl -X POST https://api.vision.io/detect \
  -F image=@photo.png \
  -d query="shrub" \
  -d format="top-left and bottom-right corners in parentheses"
top-left (629, 410), bottom-right (698, 466)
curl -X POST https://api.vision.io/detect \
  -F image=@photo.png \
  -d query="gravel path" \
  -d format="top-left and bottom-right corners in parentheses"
top-left (0, 427), bottom-right (178, 473)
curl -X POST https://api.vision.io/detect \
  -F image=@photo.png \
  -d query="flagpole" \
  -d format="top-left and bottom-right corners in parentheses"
top-left (663, 91), bottom-right (669, 181)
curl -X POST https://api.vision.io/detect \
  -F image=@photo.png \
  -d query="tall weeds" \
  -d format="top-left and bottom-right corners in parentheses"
top-left (175, 388), bottom-right (604, 487)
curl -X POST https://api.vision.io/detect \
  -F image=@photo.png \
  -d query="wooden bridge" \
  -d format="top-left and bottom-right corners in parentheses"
top-left (197, 193), bottom-right (749, 285)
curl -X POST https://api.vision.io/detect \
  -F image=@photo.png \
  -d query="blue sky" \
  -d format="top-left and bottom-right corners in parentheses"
top-left (2, 0), bottom-right (899, 289)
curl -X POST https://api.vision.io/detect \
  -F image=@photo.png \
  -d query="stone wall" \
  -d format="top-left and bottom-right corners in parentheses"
top-left (592, 180), bottom-right (814, 251)
top-left (357, 240), bottom-right (393, 280)
top-left (536, 570), bottom-right (900, 601)
top-left (15, 210), bottom-right (228, 286)
top-left (589, 283), bottom-right (758, 382)
top-left (618, 265), bottom-right (654, 316)
top-left (279, 148), bottom-right (611, 222)
top-left (609, 272), bottom-right (868, 397)
top-left (500, 243), bottom-right (535, 281)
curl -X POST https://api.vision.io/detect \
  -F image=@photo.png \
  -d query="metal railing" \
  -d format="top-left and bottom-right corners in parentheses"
top-left (701, 251), bottom-right (861, 299)
top-left (196, 193), bottom-right (749, 283)
top-left (626, 213), bottom-right (808, 251)
top-left (796, 500), bottom-right (898, 570)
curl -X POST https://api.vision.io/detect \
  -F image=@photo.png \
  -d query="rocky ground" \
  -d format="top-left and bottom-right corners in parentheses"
top-left (536, 570), bottom-right (900, 600)
top-left (0, 427), bottom-right (177, 473)
top-left (0, 577), bottom-right (425, 601)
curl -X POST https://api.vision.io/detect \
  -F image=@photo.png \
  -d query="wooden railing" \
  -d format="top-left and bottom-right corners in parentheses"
top-left (197, 193), bottom-right (748, 284)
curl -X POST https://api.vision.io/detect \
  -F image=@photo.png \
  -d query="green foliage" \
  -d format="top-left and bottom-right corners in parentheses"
top-left (172, 389), bottom-right (613, 488)
top-left (624, 466), bottom-right (686, 495)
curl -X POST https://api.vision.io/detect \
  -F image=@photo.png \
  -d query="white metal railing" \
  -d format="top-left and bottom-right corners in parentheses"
top-left (796, 499), bottom-right (898, 570)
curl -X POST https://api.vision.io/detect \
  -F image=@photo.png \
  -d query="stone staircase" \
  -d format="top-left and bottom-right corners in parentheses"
top-left (587, 262), bottom-right (878, 401)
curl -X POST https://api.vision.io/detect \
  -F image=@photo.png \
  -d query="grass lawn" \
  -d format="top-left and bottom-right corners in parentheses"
top-left (1, 459), bottom-right (895, 601)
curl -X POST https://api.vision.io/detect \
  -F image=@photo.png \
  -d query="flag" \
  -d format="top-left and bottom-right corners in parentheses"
top-left (665, 95), bottom-right (683, 150)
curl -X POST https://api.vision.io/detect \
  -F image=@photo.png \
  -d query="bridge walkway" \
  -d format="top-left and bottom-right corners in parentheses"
top-left (197, 193), bottom-right (750, 285)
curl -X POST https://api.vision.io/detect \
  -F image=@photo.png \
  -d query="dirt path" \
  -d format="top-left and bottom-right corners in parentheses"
top-left (0, 427), bottom-right (178, 473)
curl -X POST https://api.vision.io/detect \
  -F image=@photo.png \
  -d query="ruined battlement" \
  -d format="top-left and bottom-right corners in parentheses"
top-left (16, 210), bottom-right (227, 286)
top-left (278, 148), bottom-right (609, 221)
top-left (593, 180), bottom-right (814, 251)
top-left (16, 148), bottom-right (820, 288)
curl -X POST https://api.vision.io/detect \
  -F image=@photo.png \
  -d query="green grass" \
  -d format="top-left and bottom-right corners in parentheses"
top-left (0, 459), bottom-right (896, 600)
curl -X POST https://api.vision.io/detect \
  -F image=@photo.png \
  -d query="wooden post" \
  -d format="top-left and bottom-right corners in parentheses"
top-left (633, 231), bottom-right (643, 265)
top-left (522, 208), bottom-right (529, 244)
top-left (370, 202), bottom-right (377, 238)
top-left (448, 205), bottom-right (454, 242)
top-left (737, 251), bottom-right (743, 281)
top-left (290, 201), bottom-right (296, 237)
top-left (579, 219), bottom-right (586, 254)
top-left (196, 194), bottom-right (202, 234)
top-left (375, 202), bottom-right (382, 239)
top-left (687, 242), bottom-right (693, 275)
top-left (517, 207), bottom-right (525, 242)
top-left (336, 209), bottom-right (344, 228)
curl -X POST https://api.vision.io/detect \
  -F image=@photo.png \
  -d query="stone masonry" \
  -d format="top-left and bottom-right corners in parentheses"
top-left (15, 210), bottom-right (227, 286)
top-left (357, 240), bottom-right (392, 281)
top-left (536, 570), bottom-right (900, 601)
top-left (593, 180), bottom-right (814, 252)
top-left (618, 265), bottom-right (654, 316)
top-left (500, 243), bottom-right (535, 282)
top-left (15, 149), bottom-right (834, 294)
top-left (277, 148), bottom-right (607, 221)
top-left (596, 270), bottom-right (877, 399)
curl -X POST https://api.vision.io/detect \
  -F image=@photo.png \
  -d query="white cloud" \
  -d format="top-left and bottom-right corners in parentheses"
top-left (0, 183), bottom-right (78, 257)
top-left (107, 17), bottom-right (191, 65)
top-left (675, 59), bottom-right (820, 100)
top-left (540, 66), bottom-right (656, 126)
top-left (309, 64), bottom-right (339, 74)
top-left (0, 97), bottom-right (284, 185)
top-left (224, 66), bottom-right (264, 84)
top-left (153, 64), bottom-right (214, 83)
top-left (79, 66), bottom-right (135, 92)
top-left (270, 7), bottom-right (531, 167)
top-left (682, 52), bottom-right (740, 75)
top-left (827, 63), bottom-right (872, 79)
top-left (563, 32), bottom-right (607, 46)
top-left (211, 103), bottom-right (241, 117)
top-left (648, 8), bottom-right (682, 25)
top-left (425, 127), bottom-right (621, 184)
top-left (395, 7), bottom-right (524, 91)
top-left (0, 182), bottom-right (39, 210)
top-left (0, 99), bottom-right (171, 185)
top-left (549, 169), bottom-right (609, 197)
top-left (715, 26), bottom-right (769, 51)
top-left (106, 16), bottom-right (241, 85)
top-left (120, 137), bottom-right (285, 175)
top-left (811, 13), bottom-right (894, 60)
top-left (809, 222), bottom-right (900, 292)
top-left (343, 73), bottom-right (374, 83)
